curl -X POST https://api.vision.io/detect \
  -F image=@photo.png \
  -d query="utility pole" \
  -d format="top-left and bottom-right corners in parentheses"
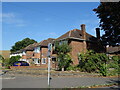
top-left (47, 43), bottom-right (52, 87)
top-left (48, 57), bottom-right (50, 87)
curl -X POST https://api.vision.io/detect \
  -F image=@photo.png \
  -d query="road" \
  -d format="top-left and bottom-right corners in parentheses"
top-left (2, 75), bottom-right (119, 88)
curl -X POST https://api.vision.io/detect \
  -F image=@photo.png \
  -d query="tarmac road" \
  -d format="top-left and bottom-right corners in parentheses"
top-left (2, 75), bottom-right (119, 88)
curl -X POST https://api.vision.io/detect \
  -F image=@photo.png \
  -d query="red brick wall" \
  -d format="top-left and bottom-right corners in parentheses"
top-left (69, 40), bottom-right (85, 65)
top-left (33, 53), bottom-right (40, 59)
top-left (22, 55), bottom-right (26, 59)
top-left (27, 51), bottom-right (33, 58)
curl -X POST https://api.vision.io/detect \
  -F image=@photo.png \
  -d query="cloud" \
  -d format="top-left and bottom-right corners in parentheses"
top-left (1, 12), bottom-right (26, 27)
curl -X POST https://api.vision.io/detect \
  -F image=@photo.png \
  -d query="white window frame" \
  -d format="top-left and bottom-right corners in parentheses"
top-left (34, 47), bottom-right (40, 53)
top-left (22, 51), bottom-right (26, 55)
top-left (42, 58), bottom-right (46, 64)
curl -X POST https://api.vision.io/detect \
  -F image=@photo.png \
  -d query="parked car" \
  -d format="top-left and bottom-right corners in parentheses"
top-left (13, 61), bottom-right (29, 66)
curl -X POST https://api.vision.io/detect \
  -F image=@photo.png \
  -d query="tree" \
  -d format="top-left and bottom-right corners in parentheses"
top-left (78, 50), bottom-right (109, 76)
top-left (54, 41), bottom-right (72, 71)
top-left (93, 2), bottom-right (120, 46)
top-left (9, 56), bottom-right (21, 66)
top-left (10, 38), bottom-right (37, 53)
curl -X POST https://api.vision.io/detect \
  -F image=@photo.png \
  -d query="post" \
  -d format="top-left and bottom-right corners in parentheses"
top-left (47, 43), bottom-right (52, 87)
top-left (48, 57), bottom-right (50, 87)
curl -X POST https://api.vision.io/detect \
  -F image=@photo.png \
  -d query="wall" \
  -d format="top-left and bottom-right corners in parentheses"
top-left (69, 40), bottom-right (85, 65)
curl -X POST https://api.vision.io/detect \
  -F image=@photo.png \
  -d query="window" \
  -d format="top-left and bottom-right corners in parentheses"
top-left (33, 58), bottom-right (40, 64)
top-left (59, 40), bottom-right (68, 45)
top-left (34, 47), bottom-right (40, 53)
top-left (42, 58), bottom-right (46, 64)
top-left (22, 51), bottom-right (26, 55)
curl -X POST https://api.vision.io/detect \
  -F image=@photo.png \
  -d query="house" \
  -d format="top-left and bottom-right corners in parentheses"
top-left (106, 45), bottom-right (120, 56)
top-left (32, 38), bottom-right (55, 67)
top-left (10, 50), bottom-right (23, 58)
top-left (54, 24), bottom-right (106, 65)
top-left (20, 43), bottom-right (38, 64)
top-left (18, 38), bottom-right (55, 68)
top-left (10, 24), bottom-right (106, 68)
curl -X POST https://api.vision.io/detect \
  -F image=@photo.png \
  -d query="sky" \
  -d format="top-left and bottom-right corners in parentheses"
top-left (2, 2), bottom-right (102, 50)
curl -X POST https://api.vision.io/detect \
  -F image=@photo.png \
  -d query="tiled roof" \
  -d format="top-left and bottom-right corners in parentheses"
top-left (23, 43), bottom-right (38, 51)
top-left (56, 29), bottom-right (97, 41)
top-left (36, 38), bottom-right (55, 47)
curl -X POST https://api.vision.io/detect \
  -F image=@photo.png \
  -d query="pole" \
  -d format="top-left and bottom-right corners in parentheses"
top-left (48, 57), bottom-right (50, 87)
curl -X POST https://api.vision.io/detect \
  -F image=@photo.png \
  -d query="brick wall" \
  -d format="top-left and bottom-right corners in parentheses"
top-left (69, 40), bottom-right (85, 65)
top-left (33, 53), bottom-right (40, 59)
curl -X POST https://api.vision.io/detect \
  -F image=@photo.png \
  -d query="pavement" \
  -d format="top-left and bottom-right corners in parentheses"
top-left (2, 74), bottom-right (120, 88)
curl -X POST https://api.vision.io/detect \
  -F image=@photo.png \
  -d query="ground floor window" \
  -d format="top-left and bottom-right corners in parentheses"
top-left (33, 58), bottom-right (40, 64)
top-left (42, 58), bottom-right (46, 64)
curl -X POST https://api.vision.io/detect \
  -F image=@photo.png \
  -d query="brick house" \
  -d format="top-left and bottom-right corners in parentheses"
top-left (32, 38), bottom-right (55, 68)
top-left (106, 45), bottom-right (120, 56)
top-left (17, 38), bottom-right (55, 68)
top-left (54, 24), bottom-right (105, 65)
top-left (10, 24), bottom-right (105, 68)
top-left (20, 43), bottom-right (38, 64)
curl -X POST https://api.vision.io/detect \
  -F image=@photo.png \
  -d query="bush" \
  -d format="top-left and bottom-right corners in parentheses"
top-left (9, 56), bottom-right (21, 66)
top-left (58, 53), bottom-right (72, 71)
top-left (107, 56), bottom-right (120, 76)
top-left (66, 65), bottom-right (81, 71)
top-left (78, 50), bottom-right (109, 76)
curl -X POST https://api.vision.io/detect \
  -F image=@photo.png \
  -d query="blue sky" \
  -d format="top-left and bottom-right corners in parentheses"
top-left (2, 2), bottom-right (101, 50)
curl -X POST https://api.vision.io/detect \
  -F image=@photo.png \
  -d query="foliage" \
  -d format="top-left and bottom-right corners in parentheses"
top-left (78, 50), bottom-right (109, 76)
top-left (107, 56), bottom-right (120, 76)
top-left (58, 53), bottom-right (72, 71)
top-left (54, 41), bottom-right (72, 71)
top-left (3, 58), bottom-right (10, 68)
top-left (54, 41), bottom-right (71, 54)
top-left (93, 2), bottom-right (120, 46)
top-left (66, 65), bottom-right (80, 71)
top-left (0, 55), bottom-right (4, 63)
top-left (10, 38), bottom-right (37, 53)
top-left (9, 56), bottom-right (21, 66)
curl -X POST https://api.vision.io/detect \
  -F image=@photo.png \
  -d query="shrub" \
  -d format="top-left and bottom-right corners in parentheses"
top-left (107, 56), bottom-right (120, 76)
top-left (78, 50), bottom-right (109, 76)
top-left (9, 56), bottom-right (21, 66)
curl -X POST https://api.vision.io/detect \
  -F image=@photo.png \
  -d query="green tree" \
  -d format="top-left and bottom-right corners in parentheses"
top-left (78, 50), bottom-right (109, 76)
top-left (10, 38), bottom-right (37, 53)
top-left (55, 41), bottom-right (72, 71)
top-left (9, 56), bottom-right (21, 66)
top-left (93, 2), bottom-right (120, 46)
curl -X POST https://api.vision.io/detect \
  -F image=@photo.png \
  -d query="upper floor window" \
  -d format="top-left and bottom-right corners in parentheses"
top-left (22, 51), bottom-right (26, 55)
top-left (59, 40), bottom-right (68, 45)
top-left (34, 47), bottom-right (40, 53)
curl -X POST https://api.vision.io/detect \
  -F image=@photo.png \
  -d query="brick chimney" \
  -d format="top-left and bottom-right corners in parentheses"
top-left (81, 24), bottom-right (87, 53)
top-left (81, 24), bottom-right (86, 40)
top-left (96, 28), bottom-right (100, 40)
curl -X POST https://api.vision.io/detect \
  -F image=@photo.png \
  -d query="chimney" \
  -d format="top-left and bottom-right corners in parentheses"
top-left (96, 28), bottom-right (100, 40)
top-left (81, 24), bottom-right (86, 40)
top-left (81, 24), bottom-right (87, 53)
